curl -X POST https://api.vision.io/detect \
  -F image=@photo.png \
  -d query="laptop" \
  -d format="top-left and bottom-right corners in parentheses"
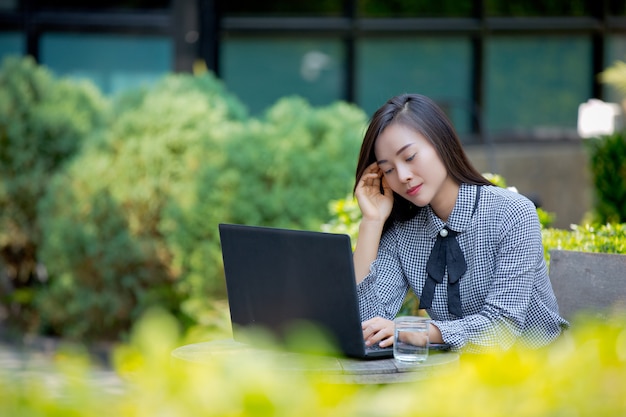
top-left (218, 223), bottom-right (393, 359)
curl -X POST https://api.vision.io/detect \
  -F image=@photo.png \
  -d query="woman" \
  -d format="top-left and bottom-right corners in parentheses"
top-left (353, 93), bottom-right (568, 352)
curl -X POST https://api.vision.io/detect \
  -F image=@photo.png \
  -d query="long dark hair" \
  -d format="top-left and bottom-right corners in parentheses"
top-left (354, 93), bottom-right (491, 230)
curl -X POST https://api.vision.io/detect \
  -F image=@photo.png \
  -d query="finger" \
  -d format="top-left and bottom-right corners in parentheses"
top-left (357, 171), bottom-right (379, 185)
top-left (361, 320), bottom-right (376, 339)
top-left (366, 327), bottom-right (394, 347)
top-left (378, 334), bottom-right (395, 348)
top-left (362, 319), bottom-right (382, 342)
top-left (366, 161), bottom-right (379, 172)
top-left (363, 321), bottom-right (393, 346)
top-left (381, 175), bottom-right (391, 191)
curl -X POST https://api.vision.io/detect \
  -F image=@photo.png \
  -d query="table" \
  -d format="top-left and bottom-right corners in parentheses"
top-left (171, 339), bottom-right (460, 384)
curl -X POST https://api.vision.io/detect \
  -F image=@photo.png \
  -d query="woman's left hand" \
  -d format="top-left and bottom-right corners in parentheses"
top-left (362, 317), bottom-right (395, 348)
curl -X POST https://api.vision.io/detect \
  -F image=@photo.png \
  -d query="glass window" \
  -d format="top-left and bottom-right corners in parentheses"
top-left (358, 0), bottom-right (474, 18)
top-left (356, 37), bottom-right (473, 134)
top-left (220, 37), bottom-right (344, 115)
top-left (604, 35), bottom-right (626, 102)
top-left (40, 33), bottom-right (172, 96)
top-left (0, 32), bottom-right (24, 60)
top-left (485, 0), bottom-right (590, 16)
top-left (484, 35), bottom-right (592, 136)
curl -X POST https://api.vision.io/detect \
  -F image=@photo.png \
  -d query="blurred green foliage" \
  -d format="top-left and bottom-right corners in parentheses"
top-left (541, 223), bottom-right (626, 257)
top-left (35, 71), bottom-right (247, 340)
top-left (18, 60), bottom-right (366, 341)
top-left (1, 309), bottom-right (625, 416)
top-left (0, 56), bottom-right (109, 331)
top-left (599, 60), bottom-right (626, 97)
top-left (585, 131), bottom-right (626, 224)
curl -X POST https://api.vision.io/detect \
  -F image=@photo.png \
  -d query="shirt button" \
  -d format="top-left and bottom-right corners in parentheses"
top-left (439, 229), bottom-right (448, 237)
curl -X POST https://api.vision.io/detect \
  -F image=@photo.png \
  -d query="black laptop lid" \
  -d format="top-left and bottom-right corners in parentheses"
top-left (218, 223), bottom-right (368, 358)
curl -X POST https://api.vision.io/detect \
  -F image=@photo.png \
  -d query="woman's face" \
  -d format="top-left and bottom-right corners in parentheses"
top-left (374, 123), bottom-right (458, 220)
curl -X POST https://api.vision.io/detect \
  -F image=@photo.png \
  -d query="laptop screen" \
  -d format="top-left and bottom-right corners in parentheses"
top-left (218, 223), bottom-right (376, 358)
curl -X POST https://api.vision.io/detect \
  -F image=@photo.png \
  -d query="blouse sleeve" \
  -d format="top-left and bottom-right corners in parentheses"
top-left (432, 196), bottom-right (546, 352)
top-left (356, 227), bottom-right (409, 322)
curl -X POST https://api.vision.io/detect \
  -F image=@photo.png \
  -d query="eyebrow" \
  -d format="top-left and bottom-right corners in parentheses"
top-left (376, 143), bottom-right (413, 165)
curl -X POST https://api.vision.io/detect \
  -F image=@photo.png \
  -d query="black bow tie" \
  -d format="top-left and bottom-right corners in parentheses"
top-left (419, 226), bottom-right (466, 317)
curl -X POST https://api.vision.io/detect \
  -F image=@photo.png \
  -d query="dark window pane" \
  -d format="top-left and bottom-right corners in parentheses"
top-left (220, 0), bottom-right (343, 17)
top-left (40, 33), bottom-right (172, 95)
top-left (485, 0), bottom-right (590, 17)
top-left (0, 33), bottom-right (24, 59)
top-left (359, 0), bottom-right (474, 17)
top-left (485, 36), bottom-right (592, 137)
top-left (221, 37), bottom-right (344, 114)
top-left (604, 35), bottom-right (626, 102)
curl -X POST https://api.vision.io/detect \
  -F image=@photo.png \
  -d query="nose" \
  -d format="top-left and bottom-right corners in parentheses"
top-left (396, 163), bottom-right (412, 183)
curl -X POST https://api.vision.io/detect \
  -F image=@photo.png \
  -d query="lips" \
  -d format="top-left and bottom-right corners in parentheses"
top-left (407, 184), bottom-right (421, 196)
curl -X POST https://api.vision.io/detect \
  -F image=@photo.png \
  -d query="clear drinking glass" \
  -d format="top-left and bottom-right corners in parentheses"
top-left (393, 316), bottom-right (430, 363)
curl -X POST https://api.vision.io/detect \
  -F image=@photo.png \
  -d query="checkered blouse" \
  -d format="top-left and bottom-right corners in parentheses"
top-left (356, 183), bottom-right (569, 352)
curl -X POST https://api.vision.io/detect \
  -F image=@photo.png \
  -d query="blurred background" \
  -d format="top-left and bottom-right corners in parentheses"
top-left (2, 0), bottom-right (624, 227)
top-left (1, 0), bottom-right (626, 345)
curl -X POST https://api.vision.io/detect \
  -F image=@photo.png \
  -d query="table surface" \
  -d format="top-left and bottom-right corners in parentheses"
top-left (171, 339), bottom-right (460, 384)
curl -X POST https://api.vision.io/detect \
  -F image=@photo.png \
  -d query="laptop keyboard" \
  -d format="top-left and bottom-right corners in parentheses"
top-left (365, 342), bottom-right (392, 353)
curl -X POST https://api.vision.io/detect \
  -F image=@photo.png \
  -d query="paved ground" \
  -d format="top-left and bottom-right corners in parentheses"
top-left (0, 337), bottom-right (126, 397)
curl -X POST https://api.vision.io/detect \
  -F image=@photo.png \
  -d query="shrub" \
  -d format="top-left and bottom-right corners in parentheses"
top-left (168, 96), bottom-right (367, 331)
top-left (542, 223), bottom-right (626, 258)
top-left (0, 56), bottom-right (109, 331)
top-left (36, 72), bottom-right (246, 340)
top-left (585, 131), bottom-right (626, 224)
top-left (37, 74), bottom-right (367, 340)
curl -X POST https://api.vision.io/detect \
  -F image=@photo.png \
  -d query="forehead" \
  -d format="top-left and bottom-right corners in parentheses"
top-left (374, 123), bottom-right (429, 158)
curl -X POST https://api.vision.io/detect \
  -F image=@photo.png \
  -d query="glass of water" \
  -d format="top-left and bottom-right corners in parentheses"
top-left (393, 316), bottom-right (431, 363)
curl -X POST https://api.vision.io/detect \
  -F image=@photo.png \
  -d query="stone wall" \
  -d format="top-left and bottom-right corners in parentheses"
top-left (465, 139), bottom-right (593, 229)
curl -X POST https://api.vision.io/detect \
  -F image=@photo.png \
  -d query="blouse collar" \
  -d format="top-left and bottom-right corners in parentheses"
top-left (424, 183), bottom-right (480, 238)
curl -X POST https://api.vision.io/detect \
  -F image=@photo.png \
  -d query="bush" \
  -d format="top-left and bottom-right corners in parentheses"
top-left (36, 72), bottom-right (246, 340)
top-left (585, 131), bottom-right (626, 224)
top-left (542, 223), bottom-right (626, 257)
top-left (169, 96), bottom-right (367, 332)
top-left (37, 74), bottom-right (367, 341)
top-left (0, 56), bottom-right (109, 331)
top-left (216, 96), bottom-right (366, 229)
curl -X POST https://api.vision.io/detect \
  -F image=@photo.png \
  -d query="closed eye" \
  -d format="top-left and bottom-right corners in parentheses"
top-left (406, 153), bottom-right (416, 162)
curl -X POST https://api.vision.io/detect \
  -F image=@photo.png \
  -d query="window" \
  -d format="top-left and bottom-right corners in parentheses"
top-left (356, 37), bottom-right (473, 133)
top-left (485, 35), bottom-right (592, 137)
top-left (0, 33), bottom-right (23, 58)
top-left (221, 37), bottom-right (344, 114)
top-left (40, 33), bottom-right (172, 95)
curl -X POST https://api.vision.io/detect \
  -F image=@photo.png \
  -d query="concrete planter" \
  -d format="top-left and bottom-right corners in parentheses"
top-left (548, 249), bottom-right (626, 322)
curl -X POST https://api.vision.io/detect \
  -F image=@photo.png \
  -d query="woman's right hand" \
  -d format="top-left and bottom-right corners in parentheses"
top-left (355, 162), bottom-right (394, 222)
